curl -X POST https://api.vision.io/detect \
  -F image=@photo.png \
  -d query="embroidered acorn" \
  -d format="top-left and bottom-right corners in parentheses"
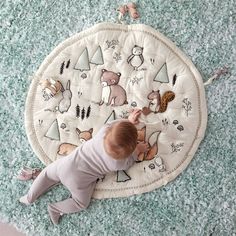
top-left (177, 125), bottom-right (184, 131)
top-left (173, 120), bottom-right (179, 125)
top-left (148, 163), bottom-right (155, 170)
top-left (81, 73), bottom-right (87, 79)
top-left (60, 123), bottom-right (66, 129)
top-left (131, 101), bottom-right (137, 107)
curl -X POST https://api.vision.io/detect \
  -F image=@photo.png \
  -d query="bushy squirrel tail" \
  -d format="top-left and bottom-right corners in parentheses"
top-left (158, 91), bottom-right (175, 113)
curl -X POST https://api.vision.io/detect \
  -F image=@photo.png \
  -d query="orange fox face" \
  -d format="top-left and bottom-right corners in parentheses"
top-left (76, 128), bottom-right (93, 143)
top-left (57, 128), bottom-right (94, 156)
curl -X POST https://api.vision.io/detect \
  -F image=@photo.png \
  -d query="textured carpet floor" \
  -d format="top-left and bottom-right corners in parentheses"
top-left (0, 0), bottom-right (235, 235)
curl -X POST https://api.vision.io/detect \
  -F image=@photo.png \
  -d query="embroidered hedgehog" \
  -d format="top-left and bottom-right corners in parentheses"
top-left (99, 69), bottom-right (128, 106)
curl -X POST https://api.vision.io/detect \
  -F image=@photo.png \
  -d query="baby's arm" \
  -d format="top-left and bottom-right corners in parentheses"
top-left (106, 109), bottom-right (142, 127)
top-left (134, 142), bottom-right (150, 161)
top-left (124, 142), bottom-right (149, 169)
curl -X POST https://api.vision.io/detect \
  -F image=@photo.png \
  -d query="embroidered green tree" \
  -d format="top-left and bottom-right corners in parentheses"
top-left (45, 119), bottom-right (60, 141)
top-left (104, 110), bottom-right (116, 124)
top-left (90, 46), bottom-right (104, 65)
top-left (153, 63), bottom-right (169, 83)
top-left (117, 170), bottom-right (131, 182)
top-left (74, 48), bottom-right (90, 71)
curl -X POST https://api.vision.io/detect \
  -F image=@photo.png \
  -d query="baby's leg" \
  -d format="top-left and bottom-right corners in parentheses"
top-left (48, 182), bottom-right (96, 224)
top-left (26, 161), bottom-right (61, 203)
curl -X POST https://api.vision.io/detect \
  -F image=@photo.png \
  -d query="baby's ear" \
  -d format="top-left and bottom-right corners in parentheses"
top-left (89, 128), bottom-right (93, 134)
top-left (102, 69), bottom-right (107, 74)
top-left (117, 72), bottom-right (121, 77)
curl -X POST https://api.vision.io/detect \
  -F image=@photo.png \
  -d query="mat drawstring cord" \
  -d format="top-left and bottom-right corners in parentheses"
top-left (204, 66), bottom-right (229, 86)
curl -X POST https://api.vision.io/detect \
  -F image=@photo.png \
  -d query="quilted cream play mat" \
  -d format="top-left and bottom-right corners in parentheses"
top-left (25, 22), bottom-right (207, 199)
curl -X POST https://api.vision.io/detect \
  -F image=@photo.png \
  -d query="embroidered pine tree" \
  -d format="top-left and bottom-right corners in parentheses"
top-left (74, 48), bottom-right (90, 71)
top-left (81, 107), bottom-right (85, 120)
top-left (172, 74), bottom-right (177, 86)
top-left (104, 110), bottom-right (116, 124)
top-left (90, 46), bottom-right (104, 65)
top-left (86, 105), bottom-right (91, 118)
top-left (60, 61), bottom-right (65, 74)
top-left (76, 105), bottom-right (80, 118)
top-left (45, 119), bottom-right (60, 141)
top-left (153, 63), bottom-right (169, 83)
top-left (66, 59), bottom-right (70, 68)
top-left (116, 170), bottom-right (131, 182)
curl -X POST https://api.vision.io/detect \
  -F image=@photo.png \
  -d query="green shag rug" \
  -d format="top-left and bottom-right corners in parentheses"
top-left (0, 0), bottom-right (235, 235)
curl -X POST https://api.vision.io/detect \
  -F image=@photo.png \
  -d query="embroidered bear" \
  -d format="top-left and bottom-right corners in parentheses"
top-left (127, 45), bottom-right (144, 70)
top-left (99, 69), bottom-right (128, 106)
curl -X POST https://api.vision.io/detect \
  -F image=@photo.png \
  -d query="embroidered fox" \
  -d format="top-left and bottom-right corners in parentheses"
top-left (137, 126), bottom-right (161, 161)
top-left (57, 128), bottom-right (93, 156)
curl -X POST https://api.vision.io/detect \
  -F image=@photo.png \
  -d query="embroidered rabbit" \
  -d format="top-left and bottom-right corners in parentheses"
top-left (58, 80), bottom-right (72, 113)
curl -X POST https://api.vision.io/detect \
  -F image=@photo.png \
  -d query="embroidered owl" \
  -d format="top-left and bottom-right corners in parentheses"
top-left (127, 45), bottom-right (144, 70)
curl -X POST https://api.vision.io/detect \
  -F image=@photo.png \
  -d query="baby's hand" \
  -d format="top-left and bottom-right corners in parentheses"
top-left (135, 142), bottom-right (149, 161)
top-left (128, 108), bottom-right (142, 125)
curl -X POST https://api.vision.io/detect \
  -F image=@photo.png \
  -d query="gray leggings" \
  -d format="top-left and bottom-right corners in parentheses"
top-left (27, 157), bottom-right (96, 215)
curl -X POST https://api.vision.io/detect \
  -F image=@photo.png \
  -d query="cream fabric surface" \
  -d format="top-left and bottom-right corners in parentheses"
top-left (25, 22), bottom-right (207, 199)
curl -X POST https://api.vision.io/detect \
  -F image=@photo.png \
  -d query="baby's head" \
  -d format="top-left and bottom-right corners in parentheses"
top-left (104, 121), bottom-right (138, 160)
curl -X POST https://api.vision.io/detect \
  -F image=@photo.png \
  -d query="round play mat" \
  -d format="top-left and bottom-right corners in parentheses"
top-left (25, 22), bottom-right (207, 199)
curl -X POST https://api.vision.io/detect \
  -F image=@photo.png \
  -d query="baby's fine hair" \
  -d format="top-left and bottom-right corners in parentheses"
top-left (105, 121), bottom-right (138, 159)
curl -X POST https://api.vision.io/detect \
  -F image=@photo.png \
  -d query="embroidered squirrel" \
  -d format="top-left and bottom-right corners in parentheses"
top-left (127, 45), bottom-right (144, 70)
top-left (99, 69), bottom-right (128, 106)
top-left (142, 90), bottom-right (175, 115)
top-left (57, 128), bottom-right (93, 156)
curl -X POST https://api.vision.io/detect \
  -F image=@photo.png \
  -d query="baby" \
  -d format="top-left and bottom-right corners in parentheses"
top-left (19, 109), bottom-right (149, 224)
